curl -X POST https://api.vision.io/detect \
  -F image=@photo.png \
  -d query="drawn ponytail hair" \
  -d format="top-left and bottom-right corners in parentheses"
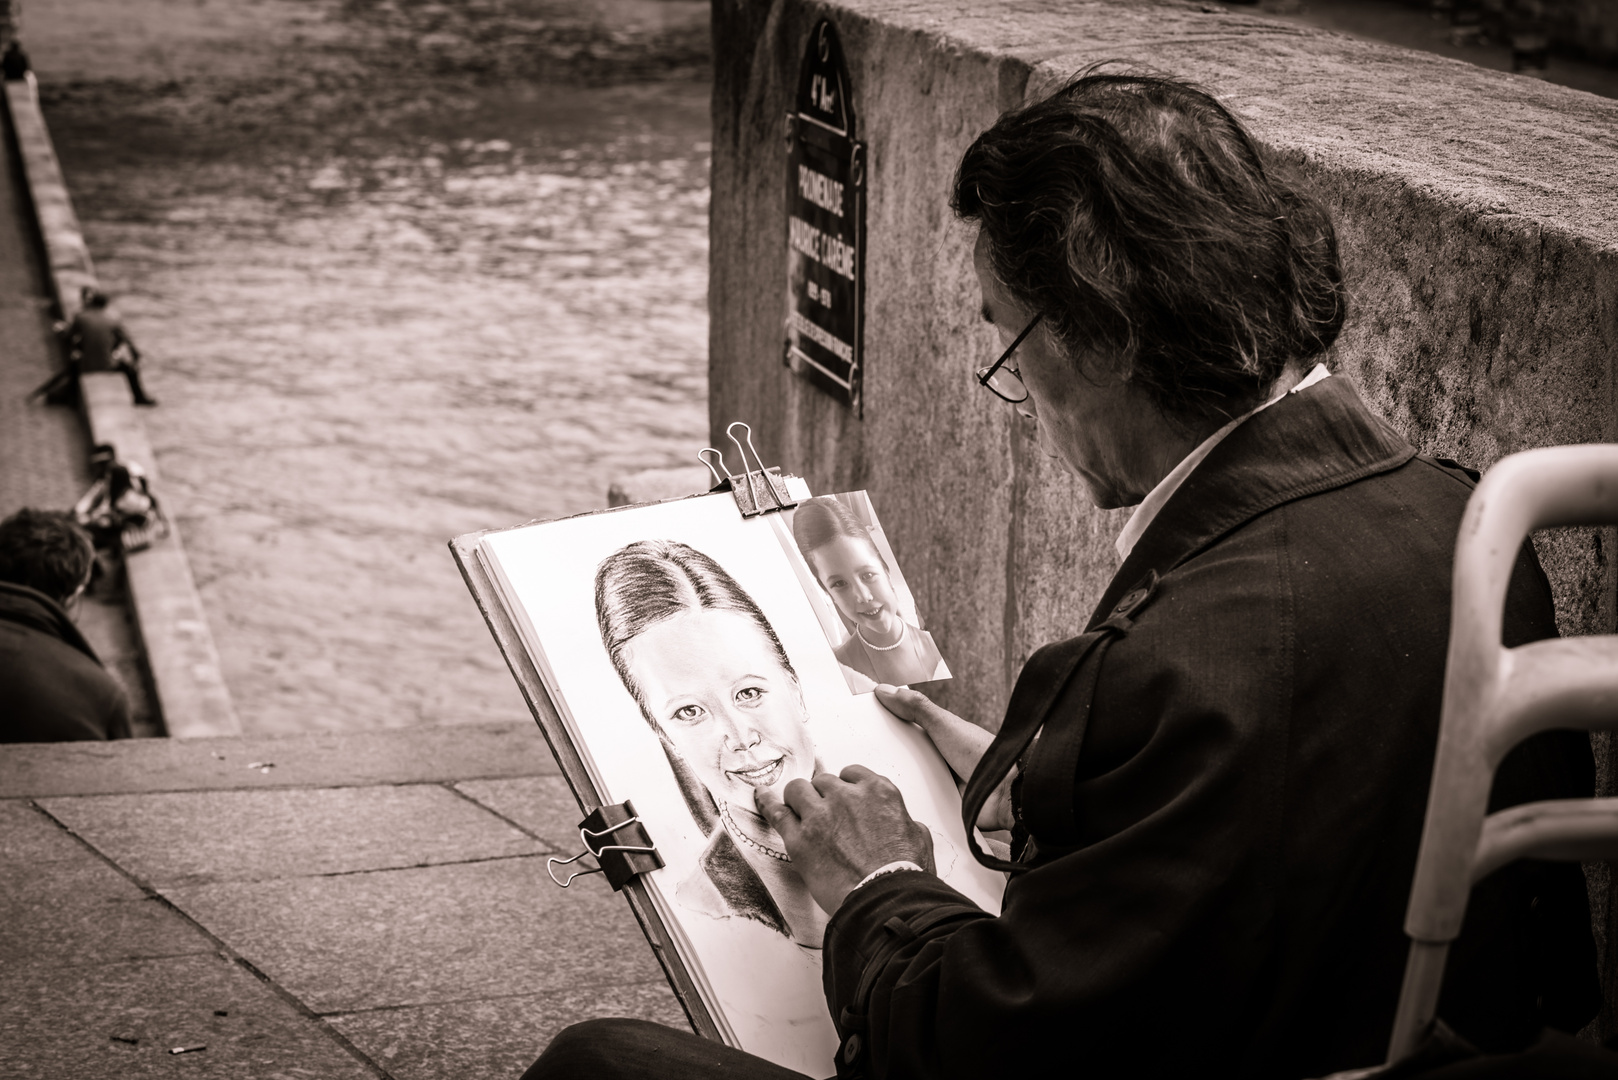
top-left (595, 539), bottom-right (799, 836)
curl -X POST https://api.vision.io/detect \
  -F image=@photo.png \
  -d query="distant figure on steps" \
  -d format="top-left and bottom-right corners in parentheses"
top-left (1, 41), bottom-right (29, 81)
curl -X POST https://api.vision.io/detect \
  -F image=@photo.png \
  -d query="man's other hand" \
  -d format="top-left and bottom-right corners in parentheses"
top-left (875, 685), bottom-right (1014, 832)
top-left (755, 765), bottom-right (934, 916)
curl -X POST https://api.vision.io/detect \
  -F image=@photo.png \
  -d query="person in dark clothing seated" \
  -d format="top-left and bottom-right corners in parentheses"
top-left (0, 509), bottom-right (132, 742)
top-left (68, 288), bottom-right (157, 407)
top-left (1, 40), bottom-right (30, 81)
top-left (524, 70), bottom-right (1602, 1079)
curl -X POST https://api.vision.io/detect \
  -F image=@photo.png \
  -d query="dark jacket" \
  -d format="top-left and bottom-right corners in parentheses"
top-left (68, 307), bottom-right (135, 373)
top-left (823, 377), bottom-right (1599, 1079)
top-left (0, 581), bottom-right (131, 742)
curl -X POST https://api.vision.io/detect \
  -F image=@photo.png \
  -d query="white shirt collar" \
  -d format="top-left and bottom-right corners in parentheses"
top-left (1114, 364), bottom-right (1332, 563)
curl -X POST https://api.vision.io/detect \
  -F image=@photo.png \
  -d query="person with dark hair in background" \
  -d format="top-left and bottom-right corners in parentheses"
top-left (524, 69), bottom-right (1601, 1080)
top-left (67, 287), bottom-right (157, 407)
top-left (0, 509), bottom-right (131, 742)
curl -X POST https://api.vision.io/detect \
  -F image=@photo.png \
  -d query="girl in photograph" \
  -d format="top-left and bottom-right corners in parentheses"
top-left (595, 539), bottom-right (828, 948)
top-left (790, 496), bottom-right (946, 688)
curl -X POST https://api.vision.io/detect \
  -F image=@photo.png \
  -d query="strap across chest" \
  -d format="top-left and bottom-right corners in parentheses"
top-left (959, 571), bottom-right (1159, 873)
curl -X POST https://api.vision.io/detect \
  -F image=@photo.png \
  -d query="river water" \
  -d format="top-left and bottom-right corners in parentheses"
top-left (33, 0), bottom-right (713, 732)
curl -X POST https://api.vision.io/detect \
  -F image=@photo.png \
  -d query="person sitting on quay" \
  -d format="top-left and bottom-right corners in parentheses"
top-left (521, 68), bottom-right (1602, 1079)
top-left (65, 287), bottom-right (158, 407)
top-left (0, 508), bottom-right (132, 743)
top-left (1, 40), bottom-right (29, 82)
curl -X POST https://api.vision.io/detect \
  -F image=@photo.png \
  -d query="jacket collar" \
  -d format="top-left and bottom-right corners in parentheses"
top-left (1089, 376), bottom-right (1415, 628)
top-left (0, 580), bottom-right (101, 663)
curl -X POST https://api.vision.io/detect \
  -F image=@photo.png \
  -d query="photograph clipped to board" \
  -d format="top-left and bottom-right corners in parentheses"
top-left (455, 481), bottom-right (1001, 1075)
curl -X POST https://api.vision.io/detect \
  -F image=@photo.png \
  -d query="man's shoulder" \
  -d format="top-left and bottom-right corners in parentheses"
top-left (0, 622), bottom-right (129, 741)
top-left (1174, 448), bottom-right (1476, 580)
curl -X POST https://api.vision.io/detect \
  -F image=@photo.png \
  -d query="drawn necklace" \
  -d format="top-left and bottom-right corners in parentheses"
top-left (856, 619), bottom-right (906, 652)
top-left (720, 802), bottom-right (791, 862)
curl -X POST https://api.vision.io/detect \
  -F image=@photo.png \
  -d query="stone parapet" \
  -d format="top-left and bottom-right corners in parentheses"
top-left (709, 0), bottom-right (1618, 1035)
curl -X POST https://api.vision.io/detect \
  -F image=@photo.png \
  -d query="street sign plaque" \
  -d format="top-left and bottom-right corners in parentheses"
top-left (784, 18), bottom-right (865, 414)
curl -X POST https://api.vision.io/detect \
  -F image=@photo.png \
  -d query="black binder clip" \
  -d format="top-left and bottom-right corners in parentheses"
top-left (546, 800), bottom-right (664, 891)
top-left (700, 421), bottom-right (799, 518)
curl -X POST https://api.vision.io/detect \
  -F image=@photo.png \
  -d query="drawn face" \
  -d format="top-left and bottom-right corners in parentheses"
top-left (625, 608), bottom-right (817, 809)
top-left (809, 535), bottom-right (902, 644)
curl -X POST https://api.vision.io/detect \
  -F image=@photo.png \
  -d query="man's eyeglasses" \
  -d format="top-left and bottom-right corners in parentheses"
top-left (975, 313), bottom-right (1041, 404)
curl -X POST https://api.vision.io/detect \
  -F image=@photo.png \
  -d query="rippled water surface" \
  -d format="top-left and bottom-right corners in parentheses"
top-left (38, 4), bottom-right (713, 731)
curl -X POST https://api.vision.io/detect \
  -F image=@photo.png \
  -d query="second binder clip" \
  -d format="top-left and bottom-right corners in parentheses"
top-left (546, 800), bottom-right (664, 891)
top-left (701, 421), bottom-right (800, 518)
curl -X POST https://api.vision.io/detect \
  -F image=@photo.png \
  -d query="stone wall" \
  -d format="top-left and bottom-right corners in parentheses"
top-left (710, 0), bottom-right (1618, 1037)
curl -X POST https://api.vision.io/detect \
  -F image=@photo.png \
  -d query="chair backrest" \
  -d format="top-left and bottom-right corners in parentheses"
top-left (1386, 445), bottom-right (1618, 1062)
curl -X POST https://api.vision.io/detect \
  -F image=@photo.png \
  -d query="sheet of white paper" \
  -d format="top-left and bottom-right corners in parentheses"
top-left (482, 493), bottom-right (1003, 1075)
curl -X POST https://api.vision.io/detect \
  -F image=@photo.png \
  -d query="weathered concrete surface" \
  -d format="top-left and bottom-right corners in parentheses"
top-left (3, 725), bottom-right (684, 1079)
top-left (710, 0), bottom-right (1618, 1036)
top-left (0, 800), bottom-right (378, 1080)
top-left (455, 775), bottom-right (593, 851)
top-left (0, 719), bottom-right (557, 797)
top-left (327, 982), bottom-right (686, 1080)
top-left (4, 75), bottom-right (240, 738)
top-left (0, 953), bottom-right (381, 1080)
top-left (38, 785), bottom-right (543, 887)
top-left (0, 800), bottom-right (205, 970)
top-left (3, 76), bottom-right (95, 314)
top-left (608, 464), bottom-right (716, 506)
top-left (165, 859), bottom-right (662, 1014)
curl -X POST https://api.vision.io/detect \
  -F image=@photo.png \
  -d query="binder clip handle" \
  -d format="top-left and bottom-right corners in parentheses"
top-left (698, 421), bottom-right (800, 518)
top-left (546, 800), bottom-right (664, 891)
top-left (699, 447), bottom-right (735, 493)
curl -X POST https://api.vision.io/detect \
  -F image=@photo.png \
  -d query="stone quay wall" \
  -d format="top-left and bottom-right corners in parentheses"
top-left (709, 0), bottom-right (1618, 1031)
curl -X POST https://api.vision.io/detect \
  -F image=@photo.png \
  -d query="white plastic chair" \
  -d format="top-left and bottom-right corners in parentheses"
top-left (1385, 445), bottom-right (1618, 1062)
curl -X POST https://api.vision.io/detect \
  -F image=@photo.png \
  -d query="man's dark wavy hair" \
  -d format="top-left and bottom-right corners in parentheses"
top-left (953, 67), bottom-right (1346, 420)
top-left (0, 508), bottom-right (95, 603)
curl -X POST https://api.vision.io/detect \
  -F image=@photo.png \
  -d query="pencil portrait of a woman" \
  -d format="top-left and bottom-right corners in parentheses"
top-left (595, 539), bottom-right (828, 949)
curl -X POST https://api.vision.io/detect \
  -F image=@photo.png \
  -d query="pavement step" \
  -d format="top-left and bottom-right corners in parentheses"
top-left (3, 727), bottom-right (691, 1080)
top-left (0, 800), bottom-right (379, 1080)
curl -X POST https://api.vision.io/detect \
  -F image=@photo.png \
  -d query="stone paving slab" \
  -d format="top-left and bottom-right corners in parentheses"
top-left (163, 856), bottom-right (663, 1015)
top-left (0, 951), bottom-right (378, 1080)
top-left (0, 720), bottom-right (557, 797)
top-left (38, 784), bottom-right (545, 888)
top-left (328, 982), bottom-right (688, 1080)
top-left (0, 800), bottom-right (209, 972)
top-left (455, 775), bottom-right (586, 852)
top-left (3, 727), bottom-right (683, 1079)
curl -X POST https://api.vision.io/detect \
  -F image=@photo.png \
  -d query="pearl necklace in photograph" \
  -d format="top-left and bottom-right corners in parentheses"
top-left (720, 802), bottom-right (791, 862)
top-left (857, 620), bottom-right (907, 652)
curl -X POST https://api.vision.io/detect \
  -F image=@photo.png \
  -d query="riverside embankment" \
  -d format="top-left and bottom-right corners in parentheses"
top-left (26, 0), bottom-right (714, 734)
